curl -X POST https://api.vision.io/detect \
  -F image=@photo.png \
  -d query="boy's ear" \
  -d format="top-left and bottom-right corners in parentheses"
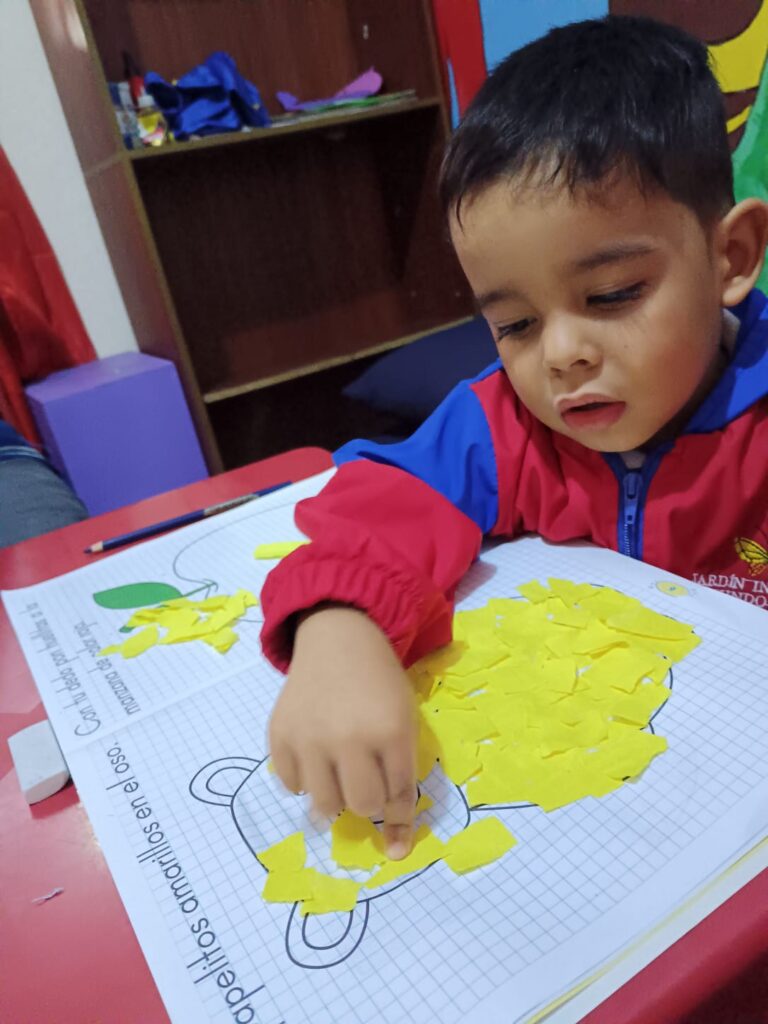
top-left (716, 199), bottom-right (768, 307)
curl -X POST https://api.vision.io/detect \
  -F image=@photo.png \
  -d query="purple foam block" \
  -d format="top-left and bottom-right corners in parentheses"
top-left (26, 353), bottom-right (209, 516)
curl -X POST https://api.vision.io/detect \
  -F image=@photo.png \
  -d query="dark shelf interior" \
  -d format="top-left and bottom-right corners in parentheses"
top-left (208, 356), bottom-right (418, 469)
top-left (134, 101), bottom-right (469, 397)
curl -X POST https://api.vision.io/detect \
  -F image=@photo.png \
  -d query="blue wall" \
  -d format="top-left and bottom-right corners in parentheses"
top-left (479, 0), bottom-right (609, 70)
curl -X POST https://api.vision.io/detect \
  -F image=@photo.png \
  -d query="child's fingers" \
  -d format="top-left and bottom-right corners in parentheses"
top-left (381, 744), bottom-right (417, 860)
top-left (338, 749), bottom-right (387, 818)
top-left (271, 742), bottom-right (301, 794)
top-left (382, 819), bottom-right (414, 861)
top-left (303, 752), bottom-right (344, 818)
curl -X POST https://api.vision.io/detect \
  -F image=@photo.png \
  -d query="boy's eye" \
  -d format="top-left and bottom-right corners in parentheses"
top-left (496, 317), bottom-right (536, 340)
top-left (588, 283), bottom-right (645, 307)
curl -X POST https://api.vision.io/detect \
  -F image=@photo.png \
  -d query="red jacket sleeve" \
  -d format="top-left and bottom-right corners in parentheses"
top-left (260, 460), bottom-right (483, 672)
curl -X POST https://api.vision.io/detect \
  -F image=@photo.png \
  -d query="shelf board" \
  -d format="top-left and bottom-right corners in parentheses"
top-left (202, 316), bottom-right (474, 404)
top-left (129, 96), bottom-right (442, 162)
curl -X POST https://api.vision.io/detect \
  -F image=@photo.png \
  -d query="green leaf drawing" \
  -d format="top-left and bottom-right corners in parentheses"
top-left (93, 582), bottom-right (183, 610)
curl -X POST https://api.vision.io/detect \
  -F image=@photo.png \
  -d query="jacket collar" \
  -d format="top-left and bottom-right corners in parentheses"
top-left (685, 288), bottom-right (768, 433)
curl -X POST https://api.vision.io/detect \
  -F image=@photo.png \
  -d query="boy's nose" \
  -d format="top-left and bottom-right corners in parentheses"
top-left (540, 319), bottom-right (600, 375)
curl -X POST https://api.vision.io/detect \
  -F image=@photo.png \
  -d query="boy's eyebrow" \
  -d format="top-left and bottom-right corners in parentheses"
top-left (475, 241), bottom-right (658, 308)
top-left (476, 286), bottom-right (523, 310)
top-left (571, 241), bottom-right (657, 273)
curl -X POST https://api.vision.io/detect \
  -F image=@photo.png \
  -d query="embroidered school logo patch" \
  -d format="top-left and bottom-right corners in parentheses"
top-left (734, 535), bottom-right (768, 576)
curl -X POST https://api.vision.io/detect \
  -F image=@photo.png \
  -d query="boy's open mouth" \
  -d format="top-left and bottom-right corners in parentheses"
top-left (558, 398), bottom-right (626, 430)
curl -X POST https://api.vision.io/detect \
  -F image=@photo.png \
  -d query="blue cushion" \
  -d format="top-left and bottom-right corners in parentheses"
top-left (343, 317), bottom-right (497, 421)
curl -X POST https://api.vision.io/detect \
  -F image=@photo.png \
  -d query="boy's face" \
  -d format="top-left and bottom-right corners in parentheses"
top-left (450, 175), bottom-right (726, 451)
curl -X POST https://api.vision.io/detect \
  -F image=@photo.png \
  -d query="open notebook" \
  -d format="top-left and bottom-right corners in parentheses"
top-left (4, 471), bottom-right (767, 1024)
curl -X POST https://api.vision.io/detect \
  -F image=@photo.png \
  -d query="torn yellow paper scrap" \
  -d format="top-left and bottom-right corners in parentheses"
top-left (417, 642), bottom-right (467, 676)
top-left (121, 625), bottom-right (160, 658)
top-left (258, 831), bottom-right (306, 873)
top-left (625, 632), bottom-right (701, 663)
top-left (299, 872), bottom-right (361, 916)
top-left (572, 622), bottom-right (627, 656)
top-left (581, 647), bottom-right (663, 693)
top-left (203, 627), bottom-right (239, 653)
top-left (516, 580), bottom-right (550, 604)
top-left (155, 608), bottom-right (203, 643)
top-left (415, 793), bottom-right (434, 815)
top-left (194, 595), bottom-right (231, 611)
top-left (587, 727), bottom-right (668, 781)
top-left (453, 605), bottom-right (499, 643)
top-left (364, 825), bottom-right (444, 889)
top-left (578, 587), bottom-right (639, 621)
top-left (549, 604), bottom-right (591, 629)
top-left (125, 607), bottom-right (168, 626)
top-left (262, 868), bottom-right (316, 903)
top-left (424, 685), bottom-right (469, 714)
top-left (442, 646), bottom-right (509, 677)
top-left (254, 541), bottom-right (308, 559)
top-left (427, 707), bottom-right (498, 748)
top-left (439, 740), bottom-right (481, 785)
top-left (331, 811), bottom-right (386, 871)
top-left (607, 607), bottom-right (696, 641)
top-left (443, 817), bottom-right (517, 874)
top-left (610, 683), bottom-right (671, 726)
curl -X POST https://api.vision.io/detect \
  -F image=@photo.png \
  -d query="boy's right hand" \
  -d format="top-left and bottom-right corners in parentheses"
top-left (268, 605), bottom-right (418, 860)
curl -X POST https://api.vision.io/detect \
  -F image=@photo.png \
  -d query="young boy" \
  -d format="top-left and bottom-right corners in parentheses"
top-left (260, 16), bottom-right (768, 860)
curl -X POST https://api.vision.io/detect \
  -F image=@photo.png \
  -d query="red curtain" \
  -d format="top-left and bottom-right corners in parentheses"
top-left (0, 148), bottom-right (96, 443)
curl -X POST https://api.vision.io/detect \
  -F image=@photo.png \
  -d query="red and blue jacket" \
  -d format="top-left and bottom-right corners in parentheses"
top-left (261, 289), bottom-right (768, 672)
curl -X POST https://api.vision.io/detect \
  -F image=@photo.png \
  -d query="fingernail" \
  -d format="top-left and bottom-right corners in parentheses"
top-left (387, 841), bottom-right (408, 860)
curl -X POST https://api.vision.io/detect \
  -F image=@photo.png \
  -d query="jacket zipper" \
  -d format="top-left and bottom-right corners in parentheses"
top-left (621, 471), bottom-right (642, 558)
top-left (605, 448), bottom-right (668, 560)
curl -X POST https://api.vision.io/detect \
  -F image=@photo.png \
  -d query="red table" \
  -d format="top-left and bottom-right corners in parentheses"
top-left (1, 447), bottom-right (766, 1024)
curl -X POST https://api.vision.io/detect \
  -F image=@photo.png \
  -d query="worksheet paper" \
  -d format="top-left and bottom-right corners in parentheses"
top-left (4, 471), bottom-right (768, 1024)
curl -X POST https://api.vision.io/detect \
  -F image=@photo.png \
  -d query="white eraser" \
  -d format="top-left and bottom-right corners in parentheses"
top-left (8, 719), bottom-right (70, 804)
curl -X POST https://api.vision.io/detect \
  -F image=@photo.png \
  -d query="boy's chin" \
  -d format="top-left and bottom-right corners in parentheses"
top-left (552, 421), bottom-right (658, 454)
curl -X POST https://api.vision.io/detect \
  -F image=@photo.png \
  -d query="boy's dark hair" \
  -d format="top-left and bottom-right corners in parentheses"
top-left (440, 15), bottom-right (734, 225)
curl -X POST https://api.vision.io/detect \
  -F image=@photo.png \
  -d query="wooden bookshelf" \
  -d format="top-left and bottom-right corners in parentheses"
top-left (30, 0), bottom-right (473, 471)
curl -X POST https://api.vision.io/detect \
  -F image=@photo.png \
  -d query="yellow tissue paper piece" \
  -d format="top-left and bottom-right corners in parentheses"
top-left (443, 817), bottom-right (517, 874)
top-left (258, 831), bottom-right (306, 872)
top-left (194, 595), bottom-right (232, 611)
top-left (262, 868), bottom-right (316, 903)
top-left (101, 589), bottom-right (259, 659)
top-left (439, 740), bottom-right (482, 785)
top-left (125, 607), bottom-right (168, 626)
top-left (254, 541), bottom-right (308, 560)
top-left (550, 605), bottom-right (590, 629)
top-left (607, 607), bottom-right (696, 641)
top-left (441, 645), bottom-right (509, 677)
top-left (331, 811), bottom-right (386, 870)
top-left (203, 627), bottom-right (239, 653)
top-left (120, 625), bottom-right (160, 658)
top-left (299, 871), bottom-right (361, 916)
top-left (364, 825), bottom-right (445, 889)
top-left (415, 793), bottom-right (434, 815)
top-left (516, 580), bottom-right (549, 604)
